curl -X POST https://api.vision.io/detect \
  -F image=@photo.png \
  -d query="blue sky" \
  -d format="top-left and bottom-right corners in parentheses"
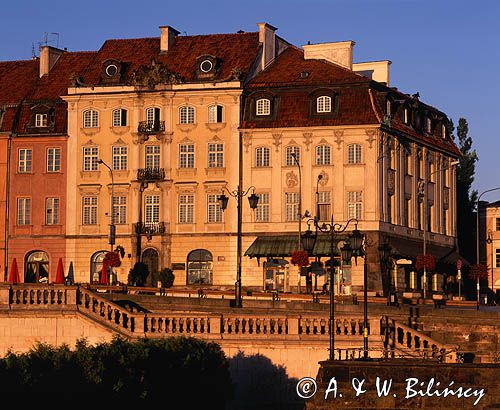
top-left (1, 0), bottom-right (499, 199)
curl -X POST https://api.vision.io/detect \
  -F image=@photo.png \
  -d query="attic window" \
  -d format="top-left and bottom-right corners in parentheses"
top-left (105, 64), bottom-right (118, 77)
top-left (403, 108), bottom-right (410, 125)
top-left (200, 60), bottom-right (213, 73)
top-left (426, 117), bottom-right (432, 133)
top-left (256, 99), bottom-right (271, 116)
top-left (299, 71), bottom-right (310, 79)
top-left (35, 113), bottom-right (48, 127)
top-left (386, 100), bottom-right (392, 117)
top-left (442, 123), bottom-right (447, 139)
top-left (317, 96), bottom-right (332, 113)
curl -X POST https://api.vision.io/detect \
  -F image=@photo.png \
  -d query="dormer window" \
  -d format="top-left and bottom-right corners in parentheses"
top-left (195, 55), bottom-right (218, 79)
top-left (386, 100), bottom-right (392, 117)
top-left (101, 59), bottom-right (122, 84)
top-left (200, 59), bottom-right (213, 73)
top-left (317, 96), bottom-right (332, 113)
top-left (256, 99), bottom-right (271, 116)
top-left (442, 123), bottom-right (447, 139)
top-left (403, 107), bottom-right (410, 125)
top-left (426, 117), bottom-right (432, 133)
top-left (35, 113), bottom-right (48, 127)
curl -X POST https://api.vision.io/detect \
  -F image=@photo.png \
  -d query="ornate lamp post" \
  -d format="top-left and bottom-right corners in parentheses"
top-left (218, 187), bottom-right (259, 308)
top-left (97, 159), bottom-right (115, 251)
top-left (486, 231), bottom-right (493, 293)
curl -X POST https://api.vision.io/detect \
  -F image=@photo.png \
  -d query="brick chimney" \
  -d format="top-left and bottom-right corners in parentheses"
top-left (39, 45), bottom-right (64, 77)
top-left (159, 25), bottom-right (180, 52)
top-left (258, 22), bottom-right (277, 70)
top-left (303, 41), bottom-right (355, 70)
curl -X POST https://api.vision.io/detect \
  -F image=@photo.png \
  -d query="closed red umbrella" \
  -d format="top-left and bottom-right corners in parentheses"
top-left (100, 262), bottom-right (109, 285)
top-left (8, 258), bottom-right (20, 284)
top-left (55, 258), bottom-right (64, 284)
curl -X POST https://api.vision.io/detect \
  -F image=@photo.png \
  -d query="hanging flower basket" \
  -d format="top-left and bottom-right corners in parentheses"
top-left (291, 250), bottom-right (310, 267)
top-left (415, 254), bottom-right (436, 273)
top-left (470, 263), bottom-right (488, 281)
top-left (103, 251), bottom-right (121, 268)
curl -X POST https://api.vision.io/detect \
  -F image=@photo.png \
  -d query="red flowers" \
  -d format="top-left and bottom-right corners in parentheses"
top-left (291, 250), bottom-right (310, 267)
top-left (103, 251), bottom-right (122, 268)
top-left (415, 254), bottom-right (436, 273)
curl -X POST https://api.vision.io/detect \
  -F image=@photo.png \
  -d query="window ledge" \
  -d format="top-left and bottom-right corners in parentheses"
top-left (177, 123), bottom-right (197, 132)
top-left (176, 168), bottom-right (197, 178)
top-left (205, 122), bottom-right (226, 132)
top-left (110, 125), bottom-right (130, 135)
top-left (345, 162), bottom-right (365, 166)
top-left (80, 127), bottom-right (100, 136)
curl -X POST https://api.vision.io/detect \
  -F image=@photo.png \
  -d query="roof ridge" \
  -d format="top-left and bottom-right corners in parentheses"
top-left (102, 31), bottom-right (259, 43)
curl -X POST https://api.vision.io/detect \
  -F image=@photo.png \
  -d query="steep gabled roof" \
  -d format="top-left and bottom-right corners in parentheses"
top-left (0, 59), bottom-right (39, 105)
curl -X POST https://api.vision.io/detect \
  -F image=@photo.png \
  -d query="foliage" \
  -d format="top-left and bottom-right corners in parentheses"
top-left (128, 262), bottom-right (149, 286)
top-left (415, 254), bottom-right (436, 273)
top-left (103, 251), bottom-right (121, 268)
top-left (158, 268), bottom-right (175, 288)
top-left (0, 337), bottom-right (231, 405)
top-left (470, 263), bottom-right (489, 281)
top-left (290, 250), bottom-right (310, 267)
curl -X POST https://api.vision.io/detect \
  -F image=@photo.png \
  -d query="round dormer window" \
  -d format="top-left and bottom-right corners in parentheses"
top-left (200, 59), bottom-right (213, 73)
top-left (105, 64), bottom-right (118, 77)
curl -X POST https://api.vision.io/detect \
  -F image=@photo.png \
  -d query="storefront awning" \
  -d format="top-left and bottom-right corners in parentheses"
top-left (389, 239), bottom-right (470, 267)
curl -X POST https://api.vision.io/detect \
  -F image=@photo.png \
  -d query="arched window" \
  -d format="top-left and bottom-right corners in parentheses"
top-left (25, 250), bottom-right (49, 283)
top-left (255, 146), bottom-right (270, 167)
top-left (179, 106), bottom-right (195, 124)
top-left (315, 145), bottom-right (331, 165)
top-left (208, 105), bottom-right (223, 123)
top-left (187, 249), bottom-right (213, 285)
top-left (347, 144), bottom-right (362, 164)
top-left (83, 109), bottom-right (99, 128)
top-left (285, 146), bottom-right (300, 166)
top-left (90, 250), bottom-right (107, 284)
top-left (255, 98), bottom-right (270, 116)
top-left (112, 108), bottom-right (127, 127)
top-left (316, 96), bottom-right (332, 113)
top-left (146, 107), bottom-right (160, 124)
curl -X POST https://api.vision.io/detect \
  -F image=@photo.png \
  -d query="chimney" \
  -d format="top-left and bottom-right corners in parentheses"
top-left (352, 60), bottom-right (391, 85)
top-left (159, 25), bottom-right (180, 52)
top-left (258, 22), bottom-right (277, 70)
top-left (39, 45), bottom-right (64, 77)
top-left (303, 41), bottom-right (355, 70)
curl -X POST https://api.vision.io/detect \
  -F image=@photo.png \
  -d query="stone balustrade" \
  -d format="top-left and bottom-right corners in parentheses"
top-left (144, 313), bottom-right (217, 337)
top-left (0, 283), bottom-right (76, 307)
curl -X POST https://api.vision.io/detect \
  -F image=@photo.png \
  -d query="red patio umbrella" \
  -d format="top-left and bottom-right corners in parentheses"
top-left (8, 258), bottom-right (20, 284)
top-left (100, 262), bottom-right (109, 285)
top-left (54, 258), bottom-right (64, 284)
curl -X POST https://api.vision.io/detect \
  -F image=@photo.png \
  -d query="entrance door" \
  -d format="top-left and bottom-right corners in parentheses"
top-left (263, 259), bottom-right (289, 292)
top-left (142, 248), bottom-right (159, 278)
top-left (25, 251), bottom-right (49, 283)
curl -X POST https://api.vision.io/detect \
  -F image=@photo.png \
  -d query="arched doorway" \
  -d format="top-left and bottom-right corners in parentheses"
top-left (25, 251), bottom-right (49, 283)
top-left (90, 250), bottom-right (107, 284)
top-left (187, 249), bottom-right (213, 285)
top-left (142, 248), bottom-right (159, 277)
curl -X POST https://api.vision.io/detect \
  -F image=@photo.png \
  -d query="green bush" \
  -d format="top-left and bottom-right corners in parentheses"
top-left (0, 337), bottom-right (232, 405)
top-left (158, 268), bottom-right (175, 288)
top-left (128, 262), bottom-right (149, 286)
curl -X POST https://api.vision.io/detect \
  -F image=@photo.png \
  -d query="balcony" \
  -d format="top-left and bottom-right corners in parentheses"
top-left (134, 222), bottom-right (166, 239)
top-left (137, 120), bottom-right (165, 135)
top-left (137, 167), bottom-right (166, 182)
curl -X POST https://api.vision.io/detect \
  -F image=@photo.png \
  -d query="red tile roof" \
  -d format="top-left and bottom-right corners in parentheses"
top-left (0, 59), bottom-right (39, 105)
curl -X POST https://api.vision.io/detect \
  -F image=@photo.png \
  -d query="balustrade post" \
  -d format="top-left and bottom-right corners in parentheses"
top-left (209, 314), bottom-right (221, 335)
top-left (66, 286), bottom-right (77, 305)
top-left (0, 285), bottom-right (11, 306)
top-left (288, 316), bottom-right (299, 335)
top-left (133, 314), bottom-right (145, 335)
top-left (370, 318), bottom-right (380, 335)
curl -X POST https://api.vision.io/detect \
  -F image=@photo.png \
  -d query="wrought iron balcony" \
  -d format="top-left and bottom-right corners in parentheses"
top-left (137, 167), bottom-right (166, 182)
top-left (134, 222), bottom-right (166, 238)
top-left (138, 120), bottom-right (165, 135)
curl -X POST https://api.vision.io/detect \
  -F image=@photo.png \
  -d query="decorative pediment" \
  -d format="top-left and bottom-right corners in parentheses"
top-left (83, 139), bottom-right (97, 146)
top-left (318, 138), bottom-right (329, 145)
top-left (179, 136), bottom-right (194, 144)
top-left (113, 138), bottom-right (127, 146)
top-left (210, 135), bottom-right (223, 142)
top-left (129, 59), bottom-right (184, 89)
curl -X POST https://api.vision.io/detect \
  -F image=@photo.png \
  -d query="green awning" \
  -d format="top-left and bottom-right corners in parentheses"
top-left (245, 234), bottom-right (348, 258)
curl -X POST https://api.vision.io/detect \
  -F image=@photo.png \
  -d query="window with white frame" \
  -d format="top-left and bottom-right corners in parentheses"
top-left (17, 198), bottom-right (31, 225)
top-left (207, 194), bottom-right (222, 223)
top-left (179, 144), bottom-right (195, 168)
top-left (256, 98), bottom-right (270, 116)
top-left (347, 144), bottom-right (362, 164)
top-left (208, 143), bottom-right (224, 168)
top-left (315, 145), bottom-right (331, 165)
top-left (403, 108), bottom-right (410, 125)
top-left (178, 194), bottom-right (194, 224)
top-left (47, 147), bottom-right (61, 172)
top-left (145, 145), bottom-right (160, 169)
top-left (112, 108), bottom-right (127, 127)
top-left (45, 197), bottom-right (59, 225)
top-left (112, 146), bottom-right (128, 170)
top-left (386, 100), bottom-right (392, 117)
top-left (442, 123), bottom-right (447, 139)
top-left (285, 192), bottom-right (299, 221)
top-left (83, 109), bottom-right (99, 128)
top-left (18, 149), bottom-right (32, 173)
top-left (112, 196), bottom-right (127, 224)
top-left (255, 146), bottom-right (270, 167)
top-left (255, 192), bottom-right (270, 222)
top-left (82, 196), bottom-right (98, 225)
top-left (179, 106), bottom-right (195, 124)
top-left (426, 117), bottom-right (432, 133)
top-left (317, 191), bottom-right (331, 221)
top-left (285, 146), bottom-right (300, 166)
top-left (347, 191), bottom-right (363, 220)
top-left (83, 147), bottom-right (99, 171)
top-left (35, 113), bottom-right (48, 127)
top-left (145, 195), bottom-right (160, 225)
top-left (208, 105), bottom-right (223, 123)
top-left (146, 107), bottom-right (160, 124)
top-left (316, 96), bottom-right (332, 113)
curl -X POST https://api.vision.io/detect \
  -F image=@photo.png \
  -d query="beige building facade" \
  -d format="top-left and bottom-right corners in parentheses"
top-left (484, 202), bottom-right (500, 291)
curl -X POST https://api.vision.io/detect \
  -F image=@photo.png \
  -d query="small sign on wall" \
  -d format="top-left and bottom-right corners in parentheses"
top-left (218, 256), bottom-right (225, 261)
top-left (171, 263), bottom-right (186, 270)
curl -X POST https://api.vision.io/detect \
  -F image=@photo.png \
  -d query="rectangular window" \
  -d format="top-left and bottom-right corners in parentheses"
top-left (179, 144), bottom-right (195, 168)
top-left (256, 99), bottom-right (270, 116)
top-left (18, 149), bottom-right (32, 173)
top-left (285, 192), bottom-right (299, 222)
top-left (207, 194), bottom-right (222, 223)
top-left (208, 105), bottom-right (223, 123)
top-left (443, 207), bottom-right (447, 235)
top-left (496, 218), bottom-right (500, 231)
top-left (47, 148), bottom-right (61, 172)
top-left (83, 147), bottom-right (99, 171)
top-left (45, 197), bottom-right (59, 225)
top-left (208, 143), bottom-right (224, 168)
top-left (82, 196), bottom-right (98, 225)
top-left (112, 109), bottom-right (127, 127)
top-left (112, 146), bottom-right (128, 170)
top-left (178, 194), bottom-right (194, 224)
top-left (112, 196), bottom-right (127, 224)
top-left (145, 195), bottom-right (160, 224)
top-left (145, 145), bottom-right (161, 169)
top-left (347, 144), bottom-right (362, 164)
top-left (387, 194), bottom-right (392, 224)
top-left (317, 191), bottom-right (331, 221)
top-left (255, 147), bottom-right (270, 167)
top-left (427, 203), bottom-right (432, 232)
top-left (496, 249), bottom-right (500, 268)
top-left (347, 191), bottom-right (362, 220)
top-left (17, 198), bottom-right (31, 225)
top-left (255, 193), bottom-right (270, 222)
top-left (403, 198), bottom-right (410, 227)
top-left (35, 113), bottom-right (48, 127)
top-left (285, 146), bottom-right (300, 166)
top-left (316, 145), bottom-right (331, 165)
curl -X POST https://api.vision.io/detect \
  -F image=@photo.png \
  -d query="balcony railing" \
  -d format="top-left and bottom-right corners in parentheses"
top-left (134, 222), bottom-right (166, 238)
top-left (138, 120), bottom-right (165, 135)
top-left (137, 167), bottom-right (166, 182)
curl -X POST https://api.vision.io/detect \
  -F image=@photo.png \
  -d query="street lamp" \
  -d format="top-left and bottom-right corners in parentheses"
top-left (378, 240), bottom-right (393, 305)
top-left (487, 231), bottom-right (493, 294)
top-left (218, 186), bottom-right (259, 308)
top-left (97, 159), bottom-right (115, 251)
